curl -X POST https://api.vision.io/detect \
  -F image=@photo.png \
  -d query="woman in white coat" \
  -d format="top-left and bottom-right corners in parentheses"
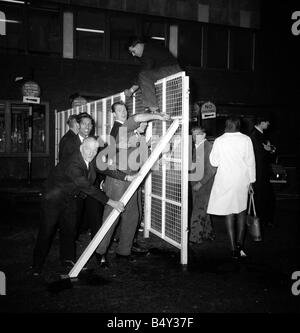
top-left (207, 116), bottom-right (256, 259)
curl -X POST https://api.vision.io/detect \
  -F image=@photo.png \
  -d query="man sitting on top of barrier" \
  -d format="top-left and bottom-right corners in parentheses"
top-left (124, 36), bottom-right (182, 114)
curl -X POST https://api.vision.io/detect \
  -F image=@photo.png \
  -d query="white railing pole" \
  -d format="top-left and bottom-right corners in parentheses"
top-left (69, 119), bottom-right (180, 278)
top-left (55, 109), bottom-right (58, 165)
top-left (143, 121), bottom-right (153, 238)
top-left (180, 75), bottom-right (190, 265)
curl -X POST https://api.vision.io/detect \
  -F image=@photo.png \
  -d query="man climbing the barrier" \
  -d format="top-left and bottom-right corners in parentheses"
top-left (124, 36), bottom-right (182, 113)
top-left (95, 104), bottom-right (170, 266)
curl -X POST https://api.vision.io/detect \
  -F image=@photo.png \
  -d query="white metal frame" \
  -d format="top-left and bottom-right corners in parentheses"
top-left (69, 119), bottom-right (180, 278)
top-left (55, 71), bottom-right (190, 268)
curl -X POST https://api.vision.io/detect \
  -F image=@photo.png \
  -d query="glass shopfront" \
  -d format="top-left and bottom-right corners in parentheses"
top-left (0, 101), bottom-right (49, 156)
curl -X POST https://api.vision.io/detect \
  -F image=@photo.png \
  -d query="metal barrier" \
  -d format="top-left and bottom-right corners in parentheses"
top-left (55, 71), bottom-right (189, 265)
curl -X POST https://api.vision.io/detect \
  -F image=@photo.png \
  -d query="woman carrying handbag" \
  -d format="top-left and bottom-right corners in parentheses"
top-left (247, 184), bottom-right (262, 242)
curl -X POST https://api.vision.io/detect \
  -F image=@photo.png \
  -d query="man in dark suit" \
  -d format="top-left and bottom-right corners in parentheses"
top-left (250, 116), bottom-right (276, 227)
top-left (74, 112), bottom-right (102, 236)
top-left (124, 36), bottom-right (182, 113)
top-left (58, 114), bottom-right (80, 163)
top-left (59, 112), bottom-right (106, 240)
top-left (32, 137), bottom-right (133, 276)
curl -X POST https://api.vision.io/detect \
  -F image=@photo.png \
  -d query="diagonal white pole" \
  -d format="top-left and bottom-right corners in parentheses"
top-left (69, 119), bottom-right (180, 278)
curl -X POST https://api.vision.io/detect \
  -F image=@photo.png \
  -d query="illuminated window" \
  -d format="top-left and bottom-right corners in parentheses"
top-left (143, 21), bottom-right (167, 48)
top-left (0, 4), bottom-right (24, 51)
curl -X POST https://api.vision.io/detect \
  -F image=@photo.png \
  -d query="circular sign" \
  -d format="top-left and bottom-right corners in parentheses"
top-left (201, 101), bottom-right (216, 119)
top-left (22, 81), bottom-right (41, 97)
top-left (72, 96), bottom-right (87, 108)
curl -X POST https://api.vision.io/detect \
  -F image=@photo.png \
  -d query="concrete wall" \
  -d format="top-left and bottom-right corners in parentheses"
top-left (1, 1), bottom-right (299, 180)
top-left (0, 43), bottom-right (280, 180)
top-left (51, 0), bottom-right (261, 28)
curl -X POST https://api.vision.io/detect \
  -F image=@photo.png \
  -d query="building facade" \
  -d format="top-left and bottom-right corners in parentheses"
top-left (0, 0), bottom-right (297, 179)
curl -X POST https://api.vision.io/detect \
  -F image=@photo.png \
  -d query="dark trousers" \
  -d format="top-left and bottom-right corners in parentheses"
top-left (138, 65), bottom-right (181, 109)
top-left (33, 190), bottom-right (77, 269)
top-left (76, 196), bottom-right (104, 238)
top-left (253, 179), bottom-right (275, 225)
top-left (96, 176), bottom-right (140, 256)
top-left (85, 196), bottom-right (105, 239)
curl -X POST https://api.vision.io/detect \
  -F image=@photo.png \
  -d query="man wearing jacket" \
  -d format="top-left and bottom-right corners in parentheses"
top-left (250, 116), bottom-right (276, 227)
top-left (124, 36), bottom-right (182, 113)
top-left (95, 103), bottom-right (170, 265)
top-left (32, 137), bottom-right (133, 276)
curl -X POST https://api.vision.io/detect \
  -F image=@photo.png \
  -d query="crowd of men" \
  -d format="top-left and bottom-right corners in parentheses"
top-left (30, 35), bottom-right (277, 275)
top-left (31, 103), bottom-right (171, 276)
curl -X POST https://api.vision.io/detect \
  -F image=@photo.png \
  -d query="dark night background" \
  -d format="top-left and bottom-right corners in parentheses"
top-left (0, 0), bottom-right (300, 318)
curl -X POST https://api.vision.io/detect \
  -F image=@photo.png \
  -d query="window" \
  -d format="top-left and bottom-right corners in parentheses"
top-left (28, 8), bottom-right (61, 55)
top-left (0, 4), bottom-right (25, 51)
top-left (110, 14), bottom-right (138, 61)
top-left (205, 25), bottom-right (228, 69)
top-left (230, 29), bottom-right (254, 71)
top-left (0, 101), bottom-right (49, 155)
top-left (76, 10), bottom-right (105, 59)
top-left (143, 20), bottom-right (167, 48)
top-left (178, 22), bottom-right (202, 67)
top-left (0, 103), bottom-right (5, 153)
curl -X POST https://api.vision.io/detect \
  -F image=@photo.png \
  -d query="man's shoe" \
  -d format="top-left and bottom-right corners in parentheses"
top-left (30, 266), bottom-right (42, 277)
top-left (231, 250), bottom-right (240, 260)
top-left (131, 243), bottom-right (149, 255)
top-left (236, 243), bottom-right (247, 258)
top-left (95, 253), bottom-right (109, 269)
top-left (115, 253), bottom-right (137, 263)
top-left (61, 260), bottom-right (88, 272)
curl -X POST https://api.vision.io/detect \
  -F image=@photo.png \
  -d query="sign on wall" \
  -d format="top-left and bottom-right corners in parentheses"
top-left (22, 81), bottom-right (41, 104)
top-left (201, 101), bottom-right (216, 119)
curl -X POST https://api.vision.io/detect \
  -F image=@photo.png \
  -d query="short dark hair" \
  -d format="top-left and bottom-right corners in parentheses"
top-left (191, 125), bottom-right (206, 134)
top-left (225, 115), bottom-right (241, 133)
top-left (76, 112), bottom-right (94, 124)
top-left (111, 101), bottom-right (128, 113)
top-left (66, 114), bottom-right (78, 126)
top-left (254, 115), bottom-right (270, 126)
top-left (126, 36), bottom-right (148, 49)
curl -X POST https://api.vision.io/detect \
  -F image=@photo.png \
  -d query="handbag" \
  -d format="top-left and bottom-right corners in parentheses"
top-left (246, 190), bottom-right (262, 242)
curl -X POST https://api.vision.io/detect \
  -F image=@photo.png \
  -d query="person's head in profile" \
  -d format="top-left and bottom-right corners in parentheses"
top-left (191, 125), bottom-right (207, 145)
top-left (254, 116), bottom-right (270, 132)
top-left (127, 36), bottom-right (148, 58)
top-left (67, 114), bottom-right (79, 134)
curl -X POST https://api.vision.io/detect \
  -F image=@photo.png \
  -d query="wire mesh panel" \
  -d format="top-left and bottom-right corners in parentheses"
top-left (150, 197), bottom-right (163, 234)
top-left (96, 100), bottom-right (103, 139)
top-left (142, 72), bottom-right (190, 264)
top-left (54, 72), bottom-right (189, 264)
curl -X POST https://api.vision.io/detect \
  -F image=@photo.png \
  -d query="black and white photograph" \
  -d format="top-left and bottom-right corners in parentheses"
top-left (0, 0), bottom-right (299, 322)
